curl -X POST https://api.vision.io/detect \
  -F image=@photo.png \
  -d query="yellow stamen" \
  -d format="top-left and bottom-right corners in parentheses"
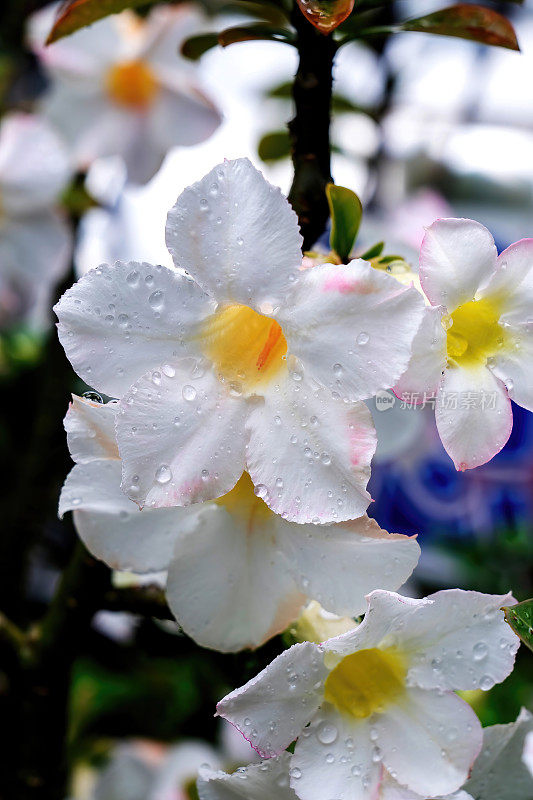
top-left (105, 60), bottom-right (158, 110)
top-left (202, 304), bottom-right (288, 393)
top-left (216, 472), bottom-right (272, 526)
top-left (445, 297), bottom-right (506, 369)
top-left (324, 648), bottom-right (407, 719)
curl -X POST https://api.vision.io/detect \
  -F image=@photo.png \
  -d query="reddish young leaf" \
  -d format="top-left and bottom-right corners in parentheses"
top-left (296, 0), bottom-right (355, 34)
top-left (403, 4), bottom-right (519, 50)
top-left (46, 0), bottom-right (158, 44)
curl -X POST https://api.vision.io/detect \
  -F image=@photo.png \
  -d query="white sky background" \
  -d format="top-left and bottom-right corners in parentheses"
top-left (77, 5), bottom-right (533, 275)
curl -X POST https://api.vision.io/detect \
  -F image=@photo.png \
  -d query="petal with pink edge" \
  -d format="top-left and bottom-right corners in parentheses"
top-left (394, 305), bottom-right (447, 401)
top-left (435, 364), bottom-right (512, 470)
top-left (279, 260), bottom-right (425, 401)
top-left (478, 239), bottom-right (533, 326)
top-left (216, 641), bottom-right (328, 758)
top-left (276, 515), bottom-right (420, 617)
top-left (116, 360), bottom-right (247, 508)
top-left (197, 753), bottom-right (296, 800)
top-left (419, 219), bottom-right (497, 312)
top-left (245, 371), bottom-right (376, 524)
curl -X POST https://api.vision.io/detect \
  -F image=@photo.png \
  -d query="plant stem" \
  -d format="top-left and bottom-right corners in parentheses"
top-left (288, 3), bottom-right (336, 250)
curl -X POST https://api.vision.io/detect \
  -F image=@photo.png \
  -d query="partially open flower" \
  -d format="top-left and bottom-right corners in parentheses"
top-left (60, 395), bottom-right (420, 653)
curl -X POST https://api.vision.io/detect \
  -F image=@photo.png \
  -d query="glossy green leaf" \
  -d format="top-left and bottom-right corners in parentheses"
top-left (258, 130), bottom-right (291, 162)
top-left (403, 4), bottom-right (519, 50)
top-left (218, 24), bottom-right (295, 47)
top-left (359, 241), bottom-right (384, 260)
top-left (503, 599), bottom-right (533, 652)
top-left (326, 183), bottom-right (362, 262)
top-left (181, 33), bottom-right (220, 61)
top-left (46, 0), bottom-right (160, 44)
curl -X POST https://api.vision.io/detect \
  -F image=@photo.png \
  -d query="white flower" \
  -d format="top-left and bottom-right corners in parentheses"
top-left (524, 730), bottom-right (533, 779)
top-left (198, 752), bottom-right (295, 800)
top-left (217, 589), bottom-right (519, 800)
top-left (0, 112), bottom-right (71, 330)
top-left (55, 158), bottom-right (425, 522)
top-left (60, 394), bottom-right (420, 653)
top-left (27, 4), bottom-right (221, 184)
top-left (395, 218), bottom-right (533, 470)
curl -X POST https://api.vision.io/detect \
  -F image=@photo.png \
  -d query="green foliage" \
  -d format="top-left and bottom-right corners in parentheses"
top-left (181, 33), bottom-right (220, 60)
top-left (503, 599), bottom-right (533, 653)
top-left (217, 24), bottom-right (295, 46)
top-left (258, 130), bottom-right (291, 161)
top-left (359, 241), bottom-right (384, 260)
top-left (326, 183), bottom-right (362, 263)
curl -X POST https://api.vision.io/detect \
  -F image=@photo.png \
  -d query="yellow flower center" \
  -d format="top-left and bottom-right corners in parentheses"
top-left (202, 304), bottom-right (288, 394)
top-left (105, 60), bottom-right (158, 110)
top-left (445, 298), bottom-right (506, 369)
top-left (216, 472), bottom-right (272, 526)
top-left (324, 648), bottom-right (407, 719)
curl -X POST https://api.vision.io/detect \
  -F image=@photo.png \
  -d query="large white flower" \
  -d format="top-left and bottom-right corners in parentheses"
top-left (60, 394), bottom-right (420, 653)
top-left (55, 158), bottom-right (425, 522)
top-left (28, 4), bottom-right (221, 184)
top-left (199, 710), bottom-right (533, 800)
top-left (395, 218), bottom-right (533, 470)
top-left (0, 112), bottom-right (71, 330)
top-left (217, 588), bottom-right (519, 800)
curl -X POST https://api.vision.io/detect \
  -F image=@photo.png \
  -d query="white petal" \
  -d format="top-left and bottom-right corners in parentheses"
top-left (64, 395), bottom-right (118, 463)
top-left (60, 460), bottom-right (192, 572)
top-left (394, 306), bottom-right (447, 400)
top-left (155, 741), bottom-right (222, 797)
top-left (117, 361), bottom-right (247, 507)
top-left (245, 373), bottom-right (376, 524)
top-left (165, 159), bottom-right (303, 309)
top-left (524, 730), bottom-right (533, 779)
top-left (465, 708), bottom-right (533, 800)
top-left (0, 112), bottom-right (71, 214)
top-left (54, 261), bottom-right (214, 397)
top-left (277, 515), bottom-right (420, 617)
top-left (375, 687), bottom-right (482, 797)
top-left (279, 260), bottom-right (425, 401)
top-left (197, 753), bottom-right (295, 800)
top-left (166, 504), bottom-right (305, 652)
top-left (0, 211), bottom-right (72, 330)
top-left (435, 365), bottom-right (513, 470)
top-left (149, 87), bottom-right (221, 149)
top-left (489, 330), bottom-right (533, 412)
top-left (290, 708), bottom-right (381, 800)
top-left (478, 239), bottom-right (533, 326)
top-left (419, 219), bottom-right (497, 311)
top-left (216, 641), bottom-right (328, 758)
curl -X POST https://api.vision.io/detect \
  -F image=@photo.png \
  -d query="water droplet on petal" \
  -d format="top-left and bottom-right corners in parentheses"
top-left (155, 464), bottom-right (172, 484)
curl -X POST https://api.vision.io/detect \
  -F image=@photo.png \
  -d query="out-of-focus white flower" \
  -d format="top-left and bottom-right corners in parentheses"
top-left (524, 730), bottom-right (533, 778)
top-left (395, 218), bottom-right (533, 470)
top-left (28, 4), bottom-right (222, 184)
top-left (217, 589), bottom-right (519, 800)
top-left (60, 395), bottom-right (420, 653)
top-left (55, 158), bottom-right (425, 522)
top-left (0, 112), bottom-right (71, 330)
top-left (289, 600), bottom-right (358, 644)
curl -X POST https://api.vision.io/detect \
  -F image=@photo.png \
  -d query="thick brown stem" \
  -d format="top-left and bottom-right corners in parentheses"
top-left (288, 4), bottom-right (336, 250)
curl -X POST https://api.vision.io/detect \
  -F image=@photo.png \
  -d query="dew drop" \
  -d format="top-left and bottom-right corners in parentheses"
top-left (155, 464), bottom-right (172, 484)
top-left (356, 332), bottom-right (369, 346)
top-left (317, 721), bottom-right (338, 745)
top-left (182, 385), bottom-right (197, 402)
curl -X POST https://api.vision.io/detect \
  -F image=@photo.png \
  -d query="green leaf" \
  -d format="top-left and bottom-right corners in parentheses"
top-left (46, 0), bottom-right (160, 44)
top-left (403, 4), bottom-right (519, 50)
top-left (359, 241), bottom-right (384, 260)
top-left (326, 183), bottom-right (362, 262)
top-left (181, 33), bottom-right (220, 61)
top-left (258, 130), bottom-right (291, 161)
top-left (218, 24), bottom-right (295, 47)
top-left (503, 599), bottom-right (533, 652)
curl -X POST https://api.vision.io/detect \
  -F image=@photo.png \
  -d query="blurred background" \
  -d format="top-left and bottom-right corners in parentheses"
top-left (0, 0), bottom-right (532, 796)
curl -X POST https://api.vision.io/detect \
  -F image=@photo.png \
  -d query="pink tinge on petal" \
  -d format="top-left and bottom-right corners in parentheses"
top-left (323, 274), bottom-right (375, 295)
top-left (350, 423), bottom-right (373, 466)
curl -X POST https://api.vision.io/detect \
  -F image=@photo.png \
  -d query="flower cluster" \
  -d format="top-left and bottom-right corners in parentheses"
top-left (54, 158), bottom-right (527, 799)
